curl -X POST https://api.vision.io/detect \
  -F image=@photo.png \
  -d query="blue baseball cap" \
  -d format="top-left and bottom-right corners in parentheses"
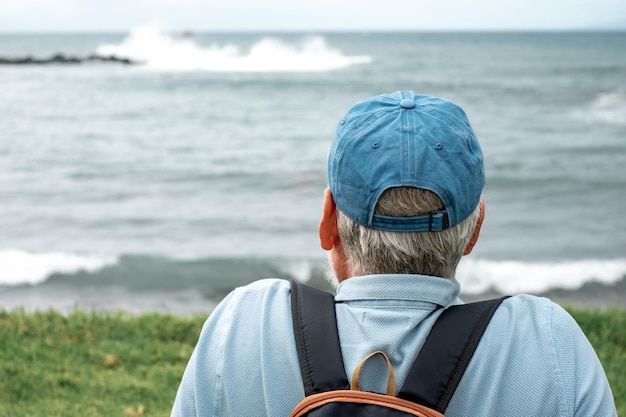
top-left (328, 91), bottom-right (484, 232)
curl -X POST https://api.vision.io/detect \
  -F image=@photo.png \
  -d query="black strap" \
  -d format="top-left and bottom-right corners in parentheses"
top-left (290, 280), bottom-right (349, 395)
top-left (398, 296), bottom-right (509, 413)
top-left (291, 279), bottom-right (508, 412)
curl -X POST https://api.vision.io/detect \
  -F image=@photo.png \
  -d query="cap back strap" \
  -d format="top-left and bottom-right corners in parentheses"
top-left (372, 211), bottom-right (449, 231)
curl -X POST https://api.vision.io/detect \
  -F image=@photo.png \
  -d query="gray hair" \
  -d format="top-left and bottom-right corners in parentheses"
top-left (336, 187), bottom-right (480, 278)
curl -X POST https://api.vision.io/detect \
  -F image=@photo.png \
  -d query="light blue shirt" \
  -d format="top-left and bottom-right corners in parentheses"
top-left (170, 275), bottom-right (617, 416)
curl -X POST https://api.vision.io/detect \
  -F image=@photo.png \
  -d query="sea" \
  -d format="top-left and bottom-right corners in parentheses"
top-left (1, 25), bottom-right (625, 315)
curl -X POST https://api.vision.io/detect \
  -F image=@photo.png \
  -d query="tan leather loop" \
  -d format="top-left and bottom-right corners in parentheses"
top-left (350, 351), bottom-right (397, 396)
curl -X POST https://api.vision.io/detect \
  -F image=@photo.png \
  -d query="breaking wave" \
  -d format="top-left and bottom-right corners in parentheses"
top-left (95, 23), bottom-right (372, 72)
top-left (585, 89), bottom-right (626, 126)
top-left (2, 248), bottom-right (625, 297)
top-left (0, 249), bottom-right (117, 286)
top-left (457, 258), bottom-right (626, 294)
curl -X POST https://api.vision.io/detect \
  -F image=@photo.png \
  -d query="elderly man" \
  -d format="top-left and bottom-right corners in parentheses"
top-left (171, 92), bottom-right (616, 417)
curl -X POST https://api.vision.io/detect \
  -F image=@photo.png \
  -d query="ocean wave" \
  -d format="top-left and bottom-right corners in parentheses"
top-left (585, 89), bottom-right (626, 126)
top-left (457, 258), bottom-right (626, 294)
top-left (2, 249), bottom-right (625, 298)
top-left (0, 249), bottom-right (117, 286)
top-left (95, 23), bottom-right (372, 72)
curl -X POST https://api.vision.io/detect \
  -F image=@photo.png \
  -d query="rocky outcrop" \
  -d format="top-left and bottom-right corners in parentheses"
top-left (0, 53), bottom-right (137, 65)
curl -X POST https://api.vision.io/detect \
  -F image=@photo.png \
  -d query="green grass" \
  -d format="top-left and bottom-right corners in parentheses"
top-left (566, 307), bottom-right (626, 416)
top-left (0, 310), bottom-right (205, 417)
top-left (0, 308), bottom-right (623, 416)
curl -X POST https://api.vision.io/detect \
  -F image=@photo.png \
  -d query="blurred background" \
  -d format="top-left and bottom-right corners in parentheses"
top-left (1, 1), bottom-right (625, 314)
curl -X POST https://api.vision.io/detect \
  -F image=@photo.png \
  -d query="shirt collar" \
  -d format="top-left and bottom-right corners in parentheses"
top-left (334, 274), bottom-right (461, 307)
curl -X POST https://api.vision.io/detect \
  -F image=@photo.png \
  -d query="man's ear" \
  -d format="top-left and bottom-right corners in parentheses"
top-left (463, 199), bottom-right (485, 256)
top-left (319, 188), bottom-right (340, 251)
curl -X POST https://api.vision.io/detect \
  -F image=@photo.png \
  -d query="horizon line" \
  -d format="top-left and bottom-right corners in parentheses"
top-left (0, 27), bottom-right (625, 35)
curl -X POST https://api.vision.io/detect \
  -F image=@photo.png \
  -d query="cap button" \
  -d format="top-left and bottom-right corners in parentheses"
top-left (399, 98), bottom-right (415, 109)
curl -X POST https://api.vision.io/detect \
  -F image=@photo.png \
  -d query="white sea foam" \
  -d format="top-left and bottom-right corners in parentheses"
top-left (457, 258), bottom-right (626, 294)
top-left (95, 23), bottom-right (372, 72)
top-left (586, 89), bottom-right (626, 126)
top-left (282, 260), bottom-right (315, 283)
top-left (0, 249), bottom-right (117, 286)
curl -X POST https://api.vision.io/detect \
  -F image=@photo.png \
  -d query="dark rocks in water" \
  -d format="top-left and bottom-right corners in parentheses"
top-left (85, 54), bottom-right (136, 64)
top-left (0, 53), bottom-right (137, 65)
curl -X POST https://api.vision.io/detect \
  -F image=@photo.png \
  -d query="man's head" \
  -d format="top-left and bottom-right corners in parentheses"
top-left (319, 92), bottom-right (485, 282)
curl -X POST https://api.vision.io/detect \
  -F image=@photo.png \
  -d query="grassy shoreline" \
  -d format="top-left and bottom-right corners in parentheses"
top-left (1, 308), bottom-right (624, 416)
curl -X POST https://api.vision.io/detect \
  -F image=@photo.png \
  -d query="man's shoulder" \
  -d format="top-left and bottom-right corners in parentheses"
top-left (209, 278), bottom-right (293, 324)
top-left (196, 278), bottom-right (297, 357)
top-left (499, 293), bottom-right (555, 312)
top-left (231, 278), bottom-right (292, 297)
top-left (489, 294), bottom-right (575, 337)
top-left (450, 294), bottom-right (616, 415)
top-left (495, 293), bottom-right (574, 325)
top-left (476, 293), bottom-right (594, 374)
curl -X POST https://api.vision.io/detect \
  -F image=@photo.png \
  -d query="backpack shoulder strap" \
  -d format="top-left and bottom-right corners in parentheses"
top-left (398, 296), bottom-right (510, 413)
top-left (290, 279), bottom-right (509, 409)
top-left (290, 280), bottom-right (350, 396)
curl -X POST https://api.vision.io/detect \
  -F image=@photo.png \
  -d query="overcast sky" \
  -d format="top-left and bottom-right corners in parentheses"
top-left (1, 0), bottom-right (625, 32)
